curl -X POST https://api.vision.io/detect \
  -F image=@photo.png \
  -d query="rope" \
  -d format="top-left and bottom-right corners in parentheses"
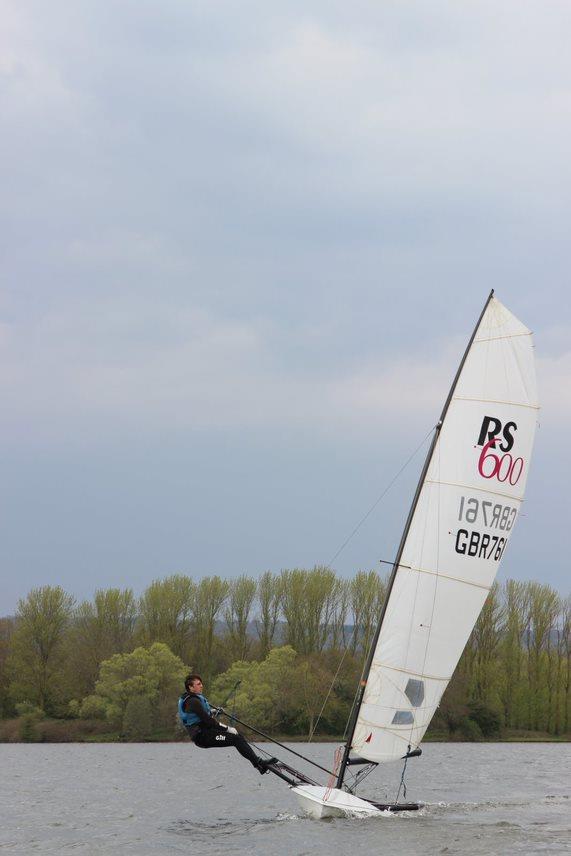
top-left (395, 745), bottom-right (411, 803)
top-left (324, 747), bottom-right (344, 801)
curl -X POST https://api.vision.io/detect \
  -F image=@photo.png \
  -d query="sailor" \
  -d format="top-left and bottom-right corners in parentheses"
top-left (179, 674), bottom-right (277, 774)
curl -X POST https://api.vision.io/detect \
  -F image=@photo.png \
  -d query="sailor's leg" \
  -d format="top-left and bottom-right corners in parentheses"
top-left (227, 736), bottom-right (277, 772)
top-left (194, 728), bottom-right (260, 767)
top-left (226, 733), bottom-right (261, 767)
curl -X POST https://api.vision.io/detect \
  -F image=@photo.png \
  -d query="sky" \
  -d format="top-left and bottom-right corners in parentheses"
top-left (1, 1), bottom-right (570, 613)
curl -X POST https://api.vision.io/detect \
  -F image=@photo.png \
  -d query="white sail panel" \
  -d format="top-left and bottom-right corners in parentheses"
top-left (352, 297), bottom-right (539, 764)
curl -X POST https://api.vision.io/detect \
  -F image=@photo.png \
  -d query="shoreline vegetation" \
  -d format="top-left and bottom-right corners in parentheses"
top-left (1, 570), bottom-right (570, 746)
top-left (0, 718), bottom-right (568, 744)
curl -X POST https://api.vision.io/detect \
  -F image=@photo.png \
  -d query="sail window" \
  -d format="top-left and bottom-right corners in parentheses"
top-left (392, 711), bottom-right (414, 725)
top-left (405, 679), bottom-right (424, 708)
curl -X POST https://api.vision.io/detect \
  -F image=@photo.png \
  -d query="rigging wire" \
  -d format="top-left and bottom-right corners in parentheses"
top-left (345, 761), bottom-right (378, 795)
top-left (326, 425), bottom-right (435, 568)
top-left (306, 426), bottom-right (436, 746)
top-left (225, 710), bottom-right (337, 777)
top-left (307, 641), bottom-right (353, 744)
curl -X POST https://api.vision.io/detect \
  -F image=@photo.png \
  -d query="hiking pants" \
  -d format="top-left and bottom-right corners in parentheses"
top-left (193, 727), bottom-right (259, 767)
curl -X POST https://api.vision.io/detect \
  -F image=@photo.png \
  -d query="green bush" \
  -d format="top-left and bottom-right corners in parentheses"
top-left (17, 705), bottom-right (44, 742)
top-left (122, 695), bottom-right (153, 740)
top-left (76, 642), bottom-right (186, 732)
top-left (212, 646), bottom-right (299, 732)
top-left (468, 702), bottom-right (502, 738)
top-left (79, 694), bottom-right (108, 720)
top-left (19, 714), bottom-right (41, 742)
top-left (67, 699), bottom-right (80, 718)
top-left (15, 701), bottom-right (44, 718)
top-left (459, 716), bottom-right (483, 741)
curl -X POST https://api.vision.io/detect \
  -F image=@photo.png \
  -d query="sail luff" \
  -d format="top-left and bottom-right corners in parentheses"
top-left (336, 291), bottom-right (495, 788)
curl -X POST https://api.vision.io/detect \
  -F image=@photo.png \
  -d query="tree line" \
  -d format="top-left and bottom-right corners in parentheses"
top-left (0, 569), bottom-right (569, 741)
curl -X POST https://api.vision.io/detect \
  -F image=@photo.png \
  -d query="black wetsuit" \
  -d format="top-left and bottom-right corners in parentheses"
top-left (183, 693), bottom-right (260, 768)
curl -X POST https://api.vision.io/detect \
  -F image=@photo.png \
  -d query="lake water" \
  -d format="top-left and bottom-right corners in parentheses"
top-left (0, 742), bottom-right (569, 854)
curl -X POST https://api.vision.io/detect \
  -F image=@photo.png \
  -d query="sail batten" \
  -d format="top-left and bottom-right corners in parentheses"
top-left (453, 397), bottom-right (540, 409)
top-left (397, 564), bottom-right (493, 590)
top-left (473, 332), bottom-right (533, 342)
top-left (366, 663), bottom-right (452, 681)
top-left (424, 479), bottom-right (527, 500)
top-left (344, 295), bottom-right (539, 768)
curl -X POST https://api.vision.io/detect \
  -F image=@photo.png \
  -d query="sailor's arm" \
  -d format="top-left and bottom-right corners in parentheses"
top-left (186, 697), bottom-right (226, 729)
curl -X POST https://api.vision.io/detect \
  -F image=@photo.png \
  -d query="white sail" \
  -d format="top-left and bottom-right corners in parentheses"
top-left (351, 296), bottom-right (539, 764)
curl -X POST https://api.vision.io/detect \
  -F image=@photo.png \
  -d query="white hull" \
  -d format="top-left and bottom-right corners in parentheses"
top-left (292, 785), bottom-right (383, 819)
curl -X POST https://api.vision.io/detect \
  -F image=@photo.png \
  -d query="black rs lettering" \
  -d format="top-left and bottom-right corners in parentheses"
top-left (477, 416), bottom-right (502, 447)
top-left (500, 421), bottom-right (517, 452)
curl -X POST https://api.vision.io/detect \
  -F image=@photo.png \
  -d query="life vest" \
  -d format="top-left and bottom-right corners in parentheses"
top-left (178, 691), bottom-right (212, 728)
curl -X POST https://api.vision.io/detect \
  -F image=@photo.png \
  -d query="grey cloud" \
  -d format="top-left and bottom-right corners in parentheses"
top-left (0, 1), bottom-right (569, 609)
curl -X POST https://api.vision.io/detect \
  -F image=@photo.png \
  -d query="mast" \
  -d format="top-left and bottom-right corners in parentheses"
top-left (336, 289), bottom-right (495, 789)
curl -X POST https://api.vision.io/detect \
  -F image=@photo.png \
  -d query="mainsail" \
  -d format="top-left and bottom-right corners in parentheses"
top-left (345, 292), bottom-right (539, 767)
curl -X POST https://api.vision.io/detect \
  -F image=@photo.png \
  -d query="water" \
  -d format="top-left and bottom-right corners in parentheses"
top-left (0, 742), bottom-right (569, 854)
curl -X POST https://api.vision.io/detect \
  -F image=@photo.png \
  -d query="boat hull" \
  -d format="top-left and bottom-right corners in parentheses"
top-left (291, 785), bottom-right (421, 818)
top-left (292, 785), bottom-right (383, 818)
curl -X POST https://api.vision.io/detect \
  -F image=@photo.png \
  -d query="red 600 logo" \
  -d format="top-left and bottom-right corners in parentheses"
top-left (477, 438), bottom-right (524, 485)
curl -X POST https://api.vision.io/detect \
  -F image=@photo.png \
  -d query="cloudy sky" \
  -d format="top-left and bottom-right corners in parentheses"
top-left (1, 1), bottom-right (570, 613)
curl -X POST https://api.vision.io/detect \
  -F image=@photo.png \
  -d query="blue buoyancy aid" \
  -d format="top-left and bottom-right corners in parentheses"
top-left (178, 691), bottom-right (212, 728)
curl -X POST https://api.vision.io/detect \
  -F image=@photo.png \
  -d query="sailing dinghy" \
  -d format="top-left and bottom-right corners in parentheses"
top-left (232, 292), bottom-right (539, 818)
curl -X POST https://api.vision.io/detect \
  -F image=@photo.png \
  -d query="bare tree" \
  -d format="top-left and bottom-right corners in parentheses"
top-left (470, 582), bottom-right (505, 702)
top-left (280, 567), bottom-right (339, 655)
top-left (138, 575), bottom-right (195, 659)
top-left (70, 588), bottom-right (137, 697)
top-left (224, 575), bottom-right (257, 660)
top-left (255, 571), bottom-right (282, 658)
top-left (524, 582), bottom-right (560, 731)
top-left (0, 617), bottom-right (16, 717)
top-left (501, 580), bottom-right (529, 729)
top-left (330, 578), bottom-right (350, 651)
top-left (560, 596), bottom-right (571, 734)
top-left (349, 571), bottom-right (386, 656)
top-left (191, 576), bottom-right (229, 677)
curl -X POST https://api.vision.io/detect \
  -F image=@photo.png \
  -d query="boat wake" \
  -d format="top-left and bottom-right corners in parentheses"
top-left (420, 793), bottom-right (571, 817)
top-left (169, 812), bottom-right (305, 839)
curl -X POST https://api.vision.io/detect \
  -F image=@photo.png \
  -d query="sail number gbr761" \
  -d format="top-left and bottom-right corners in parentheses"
top-left (455, 496), bottom-right (517, 561)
